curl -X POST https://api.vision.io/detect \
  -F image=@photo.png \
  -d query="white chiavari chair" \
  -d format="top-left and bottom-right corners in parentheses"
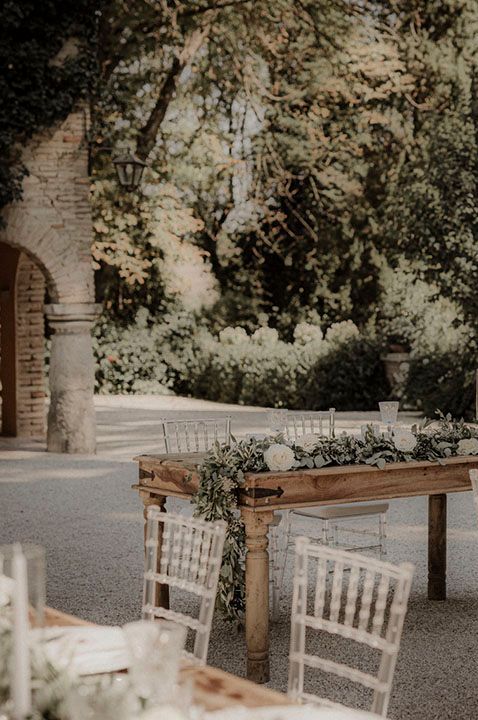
top-left (159, 416), bottom-right (232, 453)
top-left (288, 538), bottom-right (414, 716)
top-left (270, 410), bottom-right (389, 620)
top-left (143, 508), bottom-right (227, 665)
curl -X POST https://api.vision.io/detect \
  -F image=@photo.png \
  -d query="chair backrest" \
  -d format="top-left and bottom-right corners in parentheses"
top-left (159, 417), bottom-right (232, 453)
top-left (288, 537), bottom-right (414, 716)
top-left (286, 410), bottom-right (336, 440)
top-left (143, 508), bottom-right (226, 665)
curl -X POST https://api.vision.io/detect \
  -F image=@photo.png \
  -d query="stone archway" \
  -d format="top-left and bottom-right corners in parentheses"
top-left (0, 108), bottom-right (100, 453)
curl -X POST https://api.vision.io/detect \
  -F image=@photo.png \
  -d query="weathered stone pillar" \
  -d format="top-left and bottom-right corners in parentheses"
top-left (45, 303), bottom-right (101, 454)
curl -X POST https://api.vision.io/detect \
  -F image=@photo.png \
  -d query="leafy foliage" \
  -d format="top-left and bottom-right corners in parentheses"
top-left (0, 1), bottom-right (100, 211)
top-left (303, 336), bottom-right (390, 411)
top-left (380, 0), bottom-right (478, 324)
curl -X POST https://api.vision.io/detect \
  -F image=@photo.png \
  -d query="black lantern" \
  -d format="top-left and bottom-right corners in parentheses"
top-left (113, 153), bottom-right (147, 189)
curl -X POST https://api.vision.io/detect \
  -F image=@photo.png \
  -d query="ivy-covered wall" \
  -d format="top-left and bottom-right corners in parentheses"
top-left (0, 0), bottom-right (99, 212)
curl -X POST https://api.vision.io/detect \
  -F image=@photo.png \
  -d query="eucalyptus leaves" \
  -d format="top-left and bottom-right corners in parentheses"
top-left (192, 415), bottom-right (478, 621)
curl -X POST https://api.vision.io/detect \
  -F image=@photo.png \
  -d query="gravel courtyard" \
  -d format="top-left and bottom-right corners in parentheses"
top-left (1, 396), bottom-right (478, 719)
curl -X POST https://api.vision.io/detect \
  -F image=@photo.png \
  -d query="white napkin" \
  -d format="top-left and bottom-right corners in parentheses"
top-left (34, 625), bottom-right (130, 676)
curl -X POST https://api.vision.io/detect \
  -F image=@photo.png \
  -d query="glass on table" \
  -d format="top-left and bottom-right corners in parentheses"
top-left (64, 674), bottom-right (138, 720)
top-left (378, 401), bottom-right (399, 431)
top-left (0, 543), bottom-right (45, 627)
top-left (123, 620), bottom-right (187, 705)
top-left (266, 409), bottom-right (288, 435)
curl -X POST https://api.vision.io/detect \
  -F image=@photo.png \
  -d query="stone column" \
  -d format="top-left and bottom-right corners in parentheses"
top-left (45, 303), bottom-right (101, 454)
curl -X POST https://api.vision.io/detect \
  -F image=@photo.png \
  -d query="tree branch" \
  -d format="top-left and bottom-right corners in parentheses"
top-left (135, 23), bottom-right (212, 160)
top-left (136, 57), bottom-right (182, 160)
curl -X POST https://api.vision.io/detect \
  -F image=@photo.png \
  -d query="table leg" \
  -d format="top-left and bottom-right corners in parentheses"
top-left (241, 508), bottom-right (274, 684)
top-left (428, 493), bottom-right (447, 600)
top-left (140, 491), bottom-right (170, 609)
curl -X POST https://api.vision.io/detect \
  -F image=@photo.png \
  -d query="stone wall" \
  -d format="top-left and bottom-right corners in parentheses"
top-left (0, 108), bottom-right (94, 304)
top-left (0, 106), bottom-right (98, 452)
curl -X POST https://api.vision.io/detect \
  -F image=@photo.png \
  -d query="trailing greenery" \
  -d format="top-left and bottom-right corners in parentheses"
top-left (0, 1), bottom-right (100, 212)
top-left (193, 416), bottom-right (478, 620)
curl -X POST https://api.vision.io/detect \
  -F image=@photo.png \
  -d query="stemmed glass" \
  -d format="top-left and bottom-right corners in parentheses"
top-left (379, 401), bottom-right (399, 434)
top-left (123, 620), bottom-right (186, 705)
top-left (267, 409), bottom-right (288, 436)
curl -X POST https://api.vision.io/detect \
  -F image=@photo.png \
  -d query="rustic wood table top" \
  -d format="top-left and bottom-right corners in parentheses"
top-left (44, 607), bottom-right (290, 711)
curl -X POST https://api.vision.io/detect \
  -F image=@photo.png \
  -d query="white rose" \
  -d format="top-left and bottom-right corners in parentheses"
top-left (296, 433), bottom-right (320, 453)
top-left (263, 443), bottom-right (295, 472)
top-left (393, 430), bottom-right (417, 453)
top-left (457, 438), bottom-right (478, 455)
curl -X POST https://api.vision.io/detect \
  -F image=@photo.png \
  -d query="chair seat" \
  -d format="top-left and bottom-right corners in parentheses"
top-left (293, 502), bottom-right (389, 521)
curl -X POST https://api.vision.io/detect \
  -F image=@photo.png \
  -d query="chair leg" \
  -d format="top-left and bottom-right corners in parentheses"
top-left (269, 523), bottom-right (279, 622)
top-left (379, 513), bottom-right (387, 558)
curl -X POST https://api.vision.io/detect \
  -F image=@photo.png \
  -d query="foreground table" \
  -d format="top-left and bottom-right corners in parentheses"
top-left (44, 607), bottom-right (288, 711)
top-left (134, 453), bottom-right (478, 683)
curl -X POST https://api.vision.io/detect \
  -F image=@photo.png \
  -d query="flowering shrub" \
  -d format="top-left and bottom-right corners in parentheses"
top-left (94, 313), bottom-right (392, 410)
top-left (93, 307), bottom-right (201, 395)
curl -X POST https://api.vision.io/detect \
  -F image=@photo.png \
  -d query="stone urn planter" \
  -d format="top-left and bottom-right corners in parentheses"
top-left (381, 343), bottom-right (410, 397)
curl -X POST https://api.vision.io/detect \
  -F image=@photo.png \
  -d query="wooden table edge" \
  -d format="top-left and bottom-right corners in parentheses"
top-left (43, 608), bottom-right (291, 709)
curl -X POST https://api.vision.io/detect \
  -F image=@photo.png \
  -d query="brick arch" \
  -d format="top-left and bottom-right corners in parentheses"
top-left (0, 207), bottom-right (93, 304)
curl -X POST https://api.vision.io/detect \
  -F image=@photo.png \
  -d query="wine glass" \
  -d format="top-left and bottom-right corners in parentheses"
top-left (378, 401), bottom-right (399, 434)
top-left (123, 620), bottom-right (186, 705)
top-left (266, 409), bottom-right (288, 436)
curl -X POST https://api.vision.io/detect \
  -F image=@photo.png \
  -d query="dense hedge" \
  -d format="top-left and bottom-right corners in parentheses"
top-left (405, 352), bottom-right (476, 420)
top-left (93, 313), bottom-right (392, 410)
top-left (303, 337), bottom-right (390, 411)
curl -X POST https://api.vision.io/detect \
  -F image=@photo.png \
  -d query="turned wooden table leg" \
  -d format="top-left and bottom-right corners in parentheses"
top-left (140, 491), bottom-right (169, 609)
top-left (428, 493), bottom-right (447, 601)
top-left (241, 508), bottom-right (274, 684)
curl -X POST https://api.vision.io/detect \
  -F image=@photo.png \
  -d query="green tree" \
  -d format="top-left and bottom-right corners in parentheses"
top-left (381, 0), bottom-right (478, 325)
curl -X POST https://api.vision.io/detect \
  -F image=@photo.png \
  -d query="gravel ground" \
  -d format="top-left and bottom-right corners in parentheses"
top-left (1, 396), bottom-right (477, 719)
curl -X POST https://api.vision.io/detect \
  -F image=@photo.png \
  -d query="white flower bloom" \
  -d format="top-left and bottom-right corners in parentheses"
top-left (263, 443), bottom-right (295, 472)
top-left (221, 478), bottom-right (235, 493)
top-left (457, 438), bottom-right (478, 456)
top-left (296, 433), bottom-right (321, 453)
top-left (393, 430), bottom-right (417, 453)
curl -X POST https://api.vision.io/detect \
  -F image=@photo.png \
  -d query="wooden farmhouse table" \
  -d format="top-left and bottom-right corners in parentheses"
top-left (133, 452), bottom-right (478, 684)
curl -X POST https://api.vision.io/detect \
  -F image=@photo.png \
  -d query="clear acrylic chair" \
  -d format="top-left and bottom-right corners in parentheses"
top-left (285, 410), bottom-right (336, 440)
top-left (143, 507), bottom-right (227, 665)
top-left (288, 537), bottom-right (414, 716)
top-left (159, 416), bottom-right (232, 453)
top-left (270, 410), bottom-right (389, 620)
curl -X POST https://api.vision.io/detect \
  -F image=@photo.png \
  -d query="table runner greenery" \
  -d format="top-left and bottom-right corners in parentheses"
top-left (192, 415), bottom-right (478, 621)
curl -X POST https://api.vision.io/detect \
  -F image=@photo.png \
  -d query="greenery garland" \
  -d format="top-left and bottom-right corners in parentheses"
top-left (192, 415), bottom-right (478, 621)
